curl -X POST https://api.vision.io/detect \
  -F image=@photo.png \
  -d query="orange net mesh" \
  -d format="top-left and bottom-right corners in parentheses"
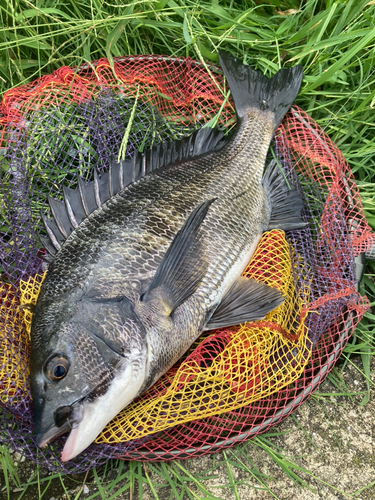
top-left (280, 108), bottom-right (374, 256)
top-left (0, 55), bottom-right (234, 150)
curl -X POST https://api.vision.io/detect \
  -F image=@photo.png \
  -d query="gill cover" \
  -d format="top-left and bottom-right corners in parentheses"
top-left (31, 295), bottom-right (147, 454)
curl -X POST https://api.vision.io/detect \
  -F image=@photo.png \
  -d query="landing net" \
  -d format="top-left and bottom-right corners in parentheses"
top-left (0, 55), bottom-right (372, 472)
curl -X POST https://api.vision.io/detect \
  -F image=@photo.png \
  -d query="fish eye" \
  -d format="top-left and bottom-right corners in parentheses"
top-left (45, 356), bottom-right (69, 381)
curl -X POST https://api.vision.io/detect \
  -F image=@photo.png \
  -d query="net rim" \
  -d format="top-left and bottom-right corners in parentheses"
top-left (0, 53), bottom-right (372, 469)
top-left (77, 54), bottom-right (222, 74)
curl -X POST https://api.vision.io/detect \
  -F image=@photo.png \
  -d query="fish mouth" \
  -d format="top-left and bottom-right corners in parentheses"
top-left (36, 401), bottom-right (83, 449)
top-left (61, 363), bottom-right (142, 461)
top-left (36, 420), bottom-right (73, 448)
top-left (35, 372), bottom-right (114, 453)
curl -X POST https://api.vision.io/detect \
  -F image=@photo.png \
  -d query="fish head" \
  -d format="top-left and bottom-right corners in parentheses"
top-left (30, 295), bottom-right (148, 461)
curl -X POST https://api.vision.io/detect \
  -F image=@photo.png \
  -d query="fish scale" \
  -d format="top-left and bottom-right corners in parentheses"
top-left (30, 51), bottom-right (305, 461)
top-left (83, 113), bottom-right (270, 296)
top-left (42, 110), bottom-right (271, 306)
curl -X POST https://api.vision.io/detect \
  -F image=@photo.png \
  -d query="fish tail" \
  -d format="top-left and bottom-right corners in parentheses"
top-left (218, 51), bottom-right (303, 130)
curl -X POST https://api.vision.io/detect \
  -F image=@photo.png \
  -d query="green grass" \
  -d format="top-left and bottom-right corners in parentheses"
top-left (1, 0), bottom-right (375, 498)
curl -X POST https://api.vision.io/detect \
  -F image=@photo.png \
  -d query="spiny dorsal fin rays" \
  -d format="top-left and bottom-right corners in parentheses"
top-left (77, 176), bottom-right (98, 217)
top-left (109, 162), bottom-right (123, 197)
top-left (40, 211), bottom-right (63, 251)
top-left (63, 186), bottom-right (86, 228)
top-left (39, 127), bottom-right (227, 260)
top-left (47, 196), bottom-right (74, 239)
top-left (39, 235), bottom-right (57, 259)
top-left (94, 170), bottom-right (110, 206)
top-left (112, 127), bottom-right (227, 184)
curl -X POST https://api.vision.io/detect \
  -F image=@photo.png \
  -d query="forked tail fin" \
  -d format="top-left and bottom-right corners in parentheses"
top-left (218, 51), bottom-right (303, 130)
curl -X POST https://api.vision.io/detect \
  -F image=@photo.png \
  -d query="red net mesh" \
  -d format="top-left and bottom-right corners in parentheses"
top-left (20, 230), bottom-right (312, 445)
top-left (0, 55), bottom-right (373, 472)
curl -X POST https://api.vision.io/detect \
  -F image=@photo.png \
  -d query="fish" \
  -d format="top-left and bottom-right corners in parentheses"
top-left (30, 51), bottom-right (305, 462)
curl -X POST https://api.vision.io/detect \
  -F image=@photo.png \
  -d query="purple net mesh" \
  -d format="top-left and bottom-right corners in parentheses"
top-left (0, 55), bottom-right (373, 473)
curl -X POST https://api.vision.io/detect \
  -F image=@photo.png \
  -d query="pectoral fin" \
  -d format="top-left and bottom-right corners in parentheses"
top-left (205, 277), bottom-right (284, 330)
top-left (142, 199), bottom-right (215, 314)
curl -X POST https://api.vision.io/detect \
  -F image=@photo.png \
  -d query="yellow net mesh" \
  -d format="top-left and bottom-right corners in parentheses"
top-left (17, 229), bottom-right (312, 443)
top-left (0, 283), bottom-right (30, 403)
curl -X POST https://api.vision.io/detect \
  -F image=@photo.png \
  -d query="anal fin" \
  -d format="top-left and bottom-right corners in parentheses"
top-left (205, 276), bottom-right (284, 330)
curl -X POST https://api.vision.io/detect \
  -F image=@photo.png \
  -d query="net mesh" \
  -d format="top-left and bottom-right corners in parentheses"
top-left (19, 230), bottom-right (312, 444)
top-left (0, 55), bottom-right (373, 473)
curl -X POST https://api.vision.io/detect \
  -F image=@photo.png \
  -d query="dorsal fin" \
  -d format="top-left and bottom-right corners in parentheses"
top-left (39, 235), bottom-right (57, 260)
top-left (109, 161), bottom-right (123, 196)
top-left (77, 176), bottom-right (98, 216)
top-left (63, 186), bottom-right (86, 228)
top-left (94, 170), bottom-right (110, 205)
top-left (112, 126), bottom-right (227, 186)
top-left (40, 211), bottom-right (64, 251)
top-left (48, 196), bottom-right (74, 239)
top-left (39, 127), bottom-right (227, 259)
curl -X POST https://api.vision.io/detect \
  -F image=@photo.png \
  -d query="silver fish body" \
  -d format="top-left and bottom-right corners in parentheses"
top-left (30, 52), bottom-right (304, 461)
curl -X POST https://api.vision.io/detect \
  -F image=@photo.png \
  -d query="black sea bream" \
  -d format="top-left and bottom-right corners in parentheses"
top-left (30, 52), bottom-right (305, 461)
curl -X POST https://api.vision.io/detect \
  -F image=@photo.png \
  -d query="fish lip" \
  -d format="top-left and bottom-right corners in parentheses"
top-left (35, 400), bottom-right (84, 449)
top-left (36, 419), bottom-right (73, 448)
top-left (35, 367), bottom-right (122, 451)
